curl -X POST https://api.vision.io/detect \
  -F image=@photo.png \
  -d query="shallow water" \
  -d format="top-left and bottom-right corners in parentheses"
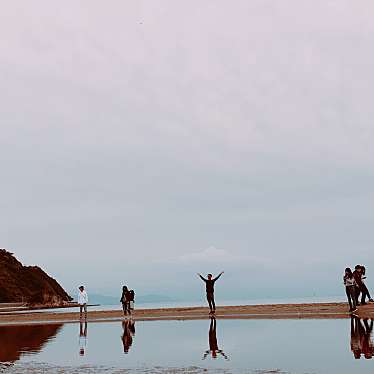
top-left (0, 317), bottom-right (373, 373)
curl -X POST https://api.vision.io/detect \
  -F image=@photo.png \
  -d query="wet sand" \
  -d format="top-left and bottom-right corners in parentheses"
top-left (1, 302), bottom-right (374, 325)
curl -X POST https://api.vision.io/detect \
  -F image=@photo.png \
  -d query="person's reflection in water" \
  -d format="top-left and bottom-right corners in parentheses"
top-left (79, 321), bottom-right (88, 356)
top-left (203, 317), bottom-right (229, 360)
top-left (121, 320), bottom-right (135, 354)
top-left (350, 316), bottom-right (374, 359)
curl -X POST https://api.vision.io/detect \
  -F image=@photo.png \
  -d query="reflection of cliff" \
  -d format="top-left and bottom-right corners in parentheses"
top-left (0, 324), bottom-right (63, 362)
top-left (0, 249), bottom-right (72, 305)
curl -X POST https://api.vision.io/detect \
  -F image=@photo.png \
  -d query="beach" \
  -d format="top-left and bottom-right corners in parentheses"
top-left (1, 302), bottom-right (373, 325)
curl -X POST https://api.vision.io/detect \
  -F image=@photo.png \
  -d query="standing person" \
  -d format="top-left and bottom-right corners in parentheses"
top-left (360, 266), bottom-right (374, 303)
top-left (197, 271), bottom-right (224, 314)
top-left (344, 268), bottom-right (357, 313)
top-left (353, 265), bottom-right (363, 306)
top-left (78, 286), bottom-right (88, 319)
top-left (120, 286), bottom-right (129, 316)
top-left (128, 289), bottom-right (135, 316)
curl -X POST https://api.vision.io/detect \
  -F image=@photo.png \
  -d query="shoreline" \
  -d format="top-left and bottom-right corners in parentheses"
top-left (1, 302), bottom-right (374, 326)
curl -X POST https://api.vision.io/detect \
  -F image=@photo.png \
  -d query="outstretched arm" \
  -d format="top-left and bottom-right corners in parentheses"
top-left (218, 350), bottom-right (229, 360)
top-left (198, 273), bottom-right (207, 282)
top-left (202, 350), bottom-right (210, 360)
top-left (213, 271), bottom-right (224, 282)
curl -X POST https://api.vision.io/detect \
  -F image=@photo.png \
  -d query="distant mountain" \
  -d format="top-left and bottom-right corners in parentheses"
top-left (86, 293), bottom-right (180, 305)
top-left (0, 249), bottom-right (72, 306)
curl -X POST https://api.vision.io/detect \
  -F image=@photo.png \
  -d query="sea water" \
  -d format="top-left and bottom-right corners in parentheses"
top-left (0, 318), bottom-right (373, 373)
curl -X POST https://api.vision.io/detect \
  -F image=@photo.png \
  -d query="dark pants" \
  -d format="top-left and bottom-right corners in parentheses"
top-left (122, 302), bottom-right (131, 315)
top-left (346, 286), bottom-right (356, 311)
top-left (361, 284), bottom-right (371, 303)
top-left (207, 292), bottom-right (215, 312)
top-left (354, 286), bottom-right (361, 305)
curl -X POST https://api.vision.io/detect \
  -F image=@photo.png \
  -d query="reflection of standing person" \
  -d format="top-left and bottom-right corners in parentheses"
top-left (202, 317), bottom-right (228, 360)
top-left (78, 286), bottom-right (88, 319)
top-left (79, 321), bottom-right (88, 356)
top-left (198, 272), bottom-right (224, 314)
top-left (120, 286), bottom-right (129, 316)
top-left (121, 320), bottom-right (135, 354)
top-left (361, 318), bottom-right (374, 359)
top-left (350, 316), bottom-right (374, 359)
top-left (344, 268), bottom-right (357, 312)
top-left (351, 317), bottom-right (362, 359)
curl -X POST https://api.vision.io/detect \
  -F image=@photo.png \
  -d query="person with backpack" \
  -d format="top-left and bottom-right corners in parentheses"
top-left (127, 289), bottom-right (135, 315)
top-left (344, 267), bottom-right (358, 313)
top-left (120, 286), bottom-right (130, 316)
top-left (197, 271), bottom-right (224, 314)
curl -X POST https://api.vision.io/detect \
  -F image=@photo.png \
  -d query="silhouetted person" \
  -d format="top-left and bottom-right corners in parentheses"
top-left (128, 289), bottom-right (135, 315)
top-left (121, 320), bottom-right (135, 354)
top-left (360, 266), bottom-right (374, 303)
top-left (202, 317), bottom-right (228, 360)
top-left (198, 272), bottom-right (224, 314)
top-left (353, 265), bottom-right (364, 305)
top-left (79, 320), bottom-right (88, 356)
top-left (361, 318), bottom-right (374, 359)
top-left (78, 286), bottom-right (88, 319)
top-left (351, 316), bottom-right (374, 359)
top-left (351, 317), bottom-right (361, 359)
top-left (344, 268), bottom-right (357, 312)
top-left (120, 286), bottom-right (130, 316)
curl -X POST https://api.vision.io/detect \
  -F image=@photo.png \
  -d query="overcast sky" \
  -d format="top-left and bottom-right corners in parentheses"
top-left (1, 1), bottom-right (373, 300)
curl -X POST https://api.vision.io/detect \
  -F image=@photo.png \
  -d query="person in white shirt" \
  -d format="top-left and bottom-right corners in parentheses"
top-left (344, 268), bottom-right (357, 313)
top-left (78, 285), bottom-right (88, 319)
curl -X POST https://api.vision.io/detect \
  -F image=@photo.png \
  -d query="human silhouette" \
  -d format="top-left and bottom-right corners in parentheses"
top-left (198, 272), bottom-right (224, 314)
top-left (79, 320), bottom-right (88, 356)
top-left (350, 316), bottom-right (374, 359)
top-left (202, 317), bottom-right (229, 360)
top-left (120, 286), bottom-right (130, 316)
top-left (121, 320), bottom-right (135, 354)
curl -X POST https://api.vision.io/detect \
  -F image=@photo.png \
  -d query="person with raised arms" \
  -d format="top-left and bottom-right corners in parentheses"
top-left (197, 271), bottom-right (224, 314)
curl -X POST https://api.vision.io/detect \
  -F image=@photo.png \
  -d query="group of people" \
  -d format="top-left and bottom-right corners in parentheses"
top-left (77, 285), bottom-right (136, 319)
top-left (344, 265), bottom-right (373, 312)
top-left (78, 266), bottom-right (370, 321)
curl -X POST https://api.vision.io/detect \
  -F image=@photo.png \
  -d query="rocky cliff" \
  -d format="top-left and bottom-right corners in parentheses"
top-left (0, 249), bottom-right (72, 305)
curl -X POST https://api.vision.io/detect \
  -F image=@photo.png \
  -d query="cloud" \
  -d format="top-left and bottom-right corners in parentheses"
top-left (166, 246), bottom-right (268, 268)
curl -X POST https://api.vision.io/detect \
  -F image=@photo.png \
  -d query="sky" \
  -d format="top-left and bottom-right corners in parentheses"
top-left (1, 1), bottom-right (373, 300)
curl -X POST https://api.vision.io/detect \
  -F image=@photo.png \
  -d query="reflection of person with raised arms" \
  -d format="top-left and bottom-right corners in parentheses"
top-left (197, 271), bottom-right (224, 314)
top-left (202, 317), bottom-right (228, 360)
